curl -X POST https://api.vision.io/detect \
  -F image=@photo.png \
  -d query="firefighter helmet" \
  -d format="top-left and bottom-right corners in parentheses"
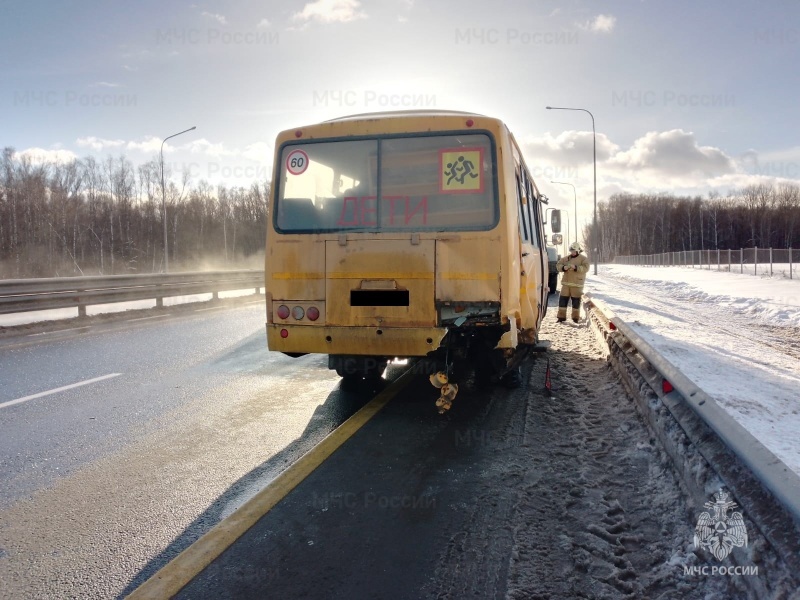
top-left (569, 242), bottom-right (583, 253)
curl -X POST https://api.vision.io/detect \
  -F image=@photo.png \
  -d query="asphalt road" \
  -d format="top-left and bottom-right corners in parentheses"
top-left (0, 301), bottom-right (385, 599)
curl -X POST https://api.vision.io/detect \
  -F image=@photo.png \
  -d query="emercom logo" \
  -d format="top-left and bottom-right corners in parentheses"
top-left (693, 488), bottom-right (748, 561)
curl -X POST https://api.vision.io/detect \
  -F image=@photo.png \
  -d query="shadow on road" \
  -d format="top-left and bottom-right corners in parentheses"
top-left (117, 369), bottom-right (397, 598)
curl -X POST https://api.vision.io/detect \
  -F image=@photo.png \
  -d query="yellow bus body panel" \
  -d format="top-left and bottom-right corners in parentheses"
top-left (326, 239), bottom-right (435, 327)
top-left (266, 324), bottom-right (448, 356)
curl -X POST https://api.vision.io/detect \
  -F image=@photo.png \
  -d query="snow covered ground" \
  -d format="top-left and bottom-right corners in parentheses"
top-left (587, 264), bottom-right (800, 477)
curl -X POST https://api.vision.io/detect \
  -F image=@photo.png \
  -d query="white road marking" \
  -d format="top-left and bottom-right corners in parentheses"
top-left (126, 314), bottom-right (171, 322)
top-left (27, 327), bottom-right (89, 337)
top-left (0, 373), bottom-right (122, 410)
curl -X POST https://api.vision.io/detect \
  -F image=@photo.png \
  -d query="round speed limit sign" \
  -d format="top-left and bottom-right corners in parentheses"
top-left (286, 149), bottom-right (309, 175)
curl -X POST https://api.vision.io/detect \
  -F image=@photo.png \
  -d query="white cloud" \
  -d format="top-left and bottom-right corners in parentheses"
top-left (14, 148), bottom-right (78, 165)
top-left (185, 138), bottom-right (233, 157)
top-left (579, 14), bottom-right (616, 33)
top-left (522, 130), bottom-right (620, 165)
top-left (75, 135), bottom-right (251, 160)
top-left (201, 11), bottom-right (228, 25)
top-left (242, 141), bottom-right (271, 162)
top-left (735, 146), bottom-right (800, 180)
top-left (90, 81), bottom-right (121, 88)
top-left (520, 128), bottom-right (763, 199)
top-left (126, 136), bottom-right (165, 154)
top-left (257, 18), bottom-right (271, 28)
top-left (77, 136), bottom-right (126, 151)
top-left (607, 129), bottom-right (734, 179)
top-left (292, 0), bottom-right (366, 24)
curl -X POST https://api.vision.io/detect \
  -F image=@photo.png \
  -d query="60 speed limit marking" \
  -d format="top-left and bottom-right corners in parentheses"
top-left (286, 149), bottom-right (309, 175)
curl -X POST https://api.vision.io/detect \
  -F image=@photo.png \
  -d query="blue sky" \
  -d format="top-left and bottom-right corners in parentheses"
top-left (2, 0), bottom-right (799, 231)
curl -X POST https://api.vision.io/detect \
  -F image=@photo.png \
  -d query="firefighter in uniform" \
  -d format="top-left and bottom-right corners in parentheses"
top-left (556, 242), bottom-right (590, 323)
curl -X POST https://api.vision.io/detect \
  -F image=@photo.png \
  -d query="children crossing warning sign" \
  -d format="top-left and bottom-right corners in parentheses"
top-left (439, 147), bottom-right (484, 194)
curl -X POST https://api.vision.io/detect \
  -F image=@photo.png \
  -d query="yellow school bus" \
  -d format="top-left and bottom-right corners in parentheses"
top-left (265, 110), bottom-right (549, 386)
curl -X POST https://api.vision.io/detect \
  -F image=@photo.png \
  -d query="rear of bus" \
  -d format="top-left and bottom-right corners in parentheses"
top-left (265, 111), bottom-right (532, 378)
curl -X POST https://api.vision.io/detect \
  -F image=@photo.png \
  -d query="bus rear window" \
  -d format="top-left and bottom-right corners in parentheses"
top-left (275, 134), bottom-right (497, 233)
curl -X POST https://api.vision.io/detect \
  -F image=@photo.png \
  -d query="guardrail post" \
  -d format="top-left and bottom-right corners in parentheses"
top-left (212, 290), bottom-right (219, 300)
top-left (740, 248), bottom-right (743, 274)
top-left (76, 288), bottom-right (87, 317)
top-left (791, 247), bottom-right (794, 280)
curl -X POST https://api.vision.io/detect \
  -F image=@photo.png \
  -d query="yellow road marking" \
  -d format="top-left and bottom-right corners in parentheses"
top-left (127, 369), bottom-right (415, 599)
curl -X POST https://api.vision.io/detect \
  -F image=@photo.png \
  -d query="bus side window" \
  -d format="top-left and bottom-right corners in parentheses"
top-left (516, 174), bottom-right (529, 242)
top-left (524, 175), bottom-right (540, 248)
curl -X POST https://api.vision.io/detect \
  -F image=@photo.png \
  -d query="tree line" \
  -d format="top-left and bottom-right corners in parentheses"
top-left (4, 147), bottom-right (800, 278)
top-left (585, 183), bottom-right (800, 262)
top-left (0, 148), bottom-right (268, 279)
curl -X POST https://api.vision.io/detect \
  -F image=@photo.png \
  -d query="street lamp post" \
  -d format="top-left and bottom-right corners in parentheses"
top-left (546, 106), bottom-right (597, 274)
top-left (550, 180), bottom-right (578, 246)
top-left (160, 126), bottom-right (196, 273)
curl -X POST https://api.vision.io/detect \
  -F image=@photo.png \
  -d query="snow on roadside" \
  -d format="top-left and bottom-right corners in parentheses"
top-left (587, 264), bottom-right (800, 477)
top-left (599, 264), bottom-right (800, 328)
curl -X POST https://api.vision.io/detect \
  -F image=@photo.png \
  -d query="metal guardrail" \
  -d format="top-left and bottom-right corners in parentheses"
top-left (0, 270), bottom-right (265, 316)
top-left (587, 295), bottom-right (800, 519)
top-left (584, 293), bottom-right (800, 579)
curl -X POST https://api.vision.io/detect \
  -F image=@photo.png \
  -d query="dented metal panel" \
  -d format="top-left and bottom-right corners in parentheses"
top-left (435, 236), bottom-right (501, 301)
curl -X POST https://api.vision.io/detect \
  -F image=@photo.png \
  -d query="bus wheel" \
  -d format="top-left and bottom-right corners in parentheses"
top-left (363, 358), bottom-right (388, 380)
top-left (331, 355), bottom-right (387, 381)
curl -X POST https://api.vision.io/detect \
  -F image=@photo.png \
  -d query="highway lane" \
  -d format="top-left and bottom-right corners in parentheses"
top-left (0, 301), bottom-right (271, 507)
top-left (0, 302), bottom-right (387, 599)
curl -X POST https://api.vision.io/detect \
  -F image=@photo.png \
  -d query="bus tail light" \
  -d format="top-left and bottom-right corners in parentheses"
top-left (274, 301), bottom-right (324, 323)
top-left (280, 329), bottom-right (289, 338)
